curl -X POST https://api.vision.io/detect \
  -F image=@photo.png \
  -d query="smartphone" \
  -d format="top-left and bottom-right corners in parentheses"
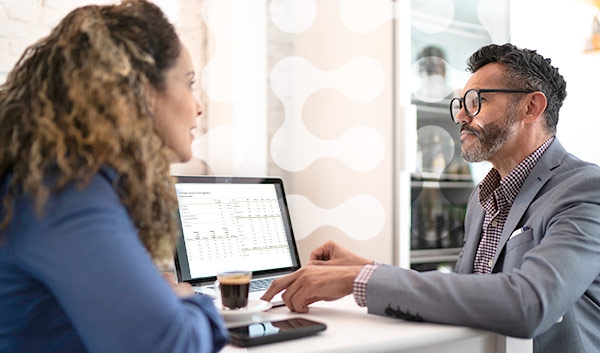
top-left (228, 318), bottom-right (327, 347)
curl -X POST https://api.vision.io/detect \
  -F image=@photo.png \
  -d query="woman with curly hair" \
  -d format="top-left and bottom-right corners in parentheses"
top-left (0, 1), bottom-right (229, 352)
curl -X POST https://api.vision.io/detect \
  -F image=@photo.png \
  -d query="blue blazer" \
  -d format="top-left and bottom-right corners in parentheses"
top-left (366, 139), bottom-right (600, 353)
top-left (0, 168), bottom-right (230, 353)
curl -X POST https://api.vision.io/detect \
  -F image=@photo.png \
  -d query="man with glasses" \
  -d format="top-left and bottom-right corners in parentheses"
top-left (263, 43), bottom-right (600, 353)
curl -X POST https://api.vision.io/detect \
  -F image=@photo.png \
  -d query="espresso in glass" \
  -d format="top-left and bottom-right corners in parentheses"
top-left (217, 271), bottom-right (252, 309)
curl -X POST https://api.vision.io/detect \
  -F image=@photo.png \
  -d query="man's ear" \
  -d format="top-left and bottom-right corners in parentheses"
top-left (523, 91), bottom-right (547, 124)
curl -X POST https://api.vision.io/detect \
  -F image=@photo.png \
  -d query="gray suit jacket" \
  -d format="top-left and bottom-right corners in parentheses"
top-left (367, 139), bottom-right (600, 353)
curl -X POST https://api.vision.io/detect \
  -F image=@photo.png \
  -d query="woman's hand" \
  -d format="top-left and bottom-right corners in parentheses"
top-left (162, 272), bottom-right (195, 298)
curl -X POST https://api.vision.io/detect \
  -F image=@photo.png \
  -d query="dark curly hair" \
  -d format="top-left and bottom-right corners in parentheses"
top-left (0, 0), bottom-right (183, 260)
top-left (467, 43), bottom-right (567, 134)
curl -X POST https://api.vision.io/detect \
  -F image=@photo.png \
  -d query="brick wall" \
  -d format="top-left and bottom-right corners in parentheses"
top-left (0, 0), bottom-right (199, 84)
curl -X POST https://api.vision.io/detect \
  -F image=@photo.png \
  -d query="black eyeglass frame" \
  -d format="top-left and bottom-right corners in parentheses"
top-left (449, 88), bottom-right (535, 124)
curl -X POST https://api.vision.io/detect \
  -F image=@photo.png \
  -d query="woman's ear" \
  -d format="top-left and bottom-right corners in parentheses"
top-left (146, 83), bottom-right (157, 114)
top-left (523, 91), bottom-right (548, 124)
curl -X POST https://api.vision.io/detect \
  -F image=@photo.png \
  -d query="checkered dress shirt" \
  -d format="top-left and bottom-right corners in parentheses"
top-left (472, 137), bottom-right (554, 274)
top-left (351, 138), bottom-right (555, 305)
top-left (353, 262), bottom-right (381, 307)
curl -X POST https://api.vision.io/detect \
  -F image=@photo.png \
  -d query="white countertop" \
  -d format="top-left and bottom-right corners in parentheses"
top-left (220, 295), bottom-right (532, 353)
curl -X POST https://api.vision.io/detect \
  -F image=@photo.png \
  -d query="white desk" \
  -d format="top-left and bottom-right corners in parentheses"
top-left (221, 295), bottom-right (532, 353)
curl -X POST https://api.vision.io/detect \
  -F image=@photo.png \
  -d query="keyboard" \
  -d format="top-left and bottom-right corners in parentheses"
top-left (249, 278), bottom-right (275, 292)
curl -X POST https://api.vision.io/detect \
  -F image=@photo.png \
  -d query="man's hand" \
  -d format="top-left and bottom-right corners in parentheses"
top-left (308, 240), bottom-right (373, 267)
top-left (260, 265), bottom-right (363, 313)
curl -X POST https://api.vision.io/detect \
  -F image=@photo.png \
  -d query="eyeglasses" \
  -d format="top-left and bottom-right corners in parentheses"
top-left (449, 88), bottom-right (534, 124)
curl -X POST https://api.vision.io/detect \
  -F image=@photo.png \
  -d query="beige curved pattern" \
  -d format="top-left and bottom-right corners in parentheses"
top-left (269, 55), bottom-right (386, 172)
top-left (199, 0), bottom-right (245, 103)
top-left (411, 0), bottom-right (455, 34)
top-left (200, 0), bottom-right (233, 102)
top-left (287, 194), bottom-right (386, 241)
top-left (151, 0), bottom-right (180, 23)
top-left (195, 0), bottom-right (268, 176)
top-left (339, 0), bottom-right (396, 34)
top-left (269, 0), bottom-right (317, 34)
top-left (191, 125), bottom-right (245, 175)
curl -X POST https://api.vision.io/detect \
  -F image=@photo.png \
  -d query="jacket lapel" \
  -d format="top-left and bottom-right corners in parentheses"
top-left (489, 139), bottom-right (565, 269)
top-left (458, 202), bottom-right (484, 274)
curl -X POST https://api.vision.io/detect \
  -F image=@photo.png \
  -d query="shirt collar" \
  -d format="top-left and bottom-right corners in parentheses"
top-left (479, 136), bottom-right (555, 205)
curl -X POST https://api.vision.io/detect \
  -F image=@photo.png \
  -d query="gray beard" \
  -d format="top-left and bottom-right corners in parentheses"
top-left (460, 109), bottom-right (517, 163)
top-left (461, 130), bottom-right (507, 163)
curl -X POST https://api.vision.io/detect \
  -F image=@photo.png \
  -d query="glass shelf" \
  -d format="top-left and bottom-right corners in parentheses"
top-left (411, 172), bottom-right (473, 183)
top-left (410, 247), bottom-right (462, 264)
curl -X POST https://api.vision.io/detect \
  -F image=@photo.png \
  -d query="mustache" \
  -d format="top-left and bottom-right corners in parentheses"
top-left (460, 124), bottom-right (482, 138)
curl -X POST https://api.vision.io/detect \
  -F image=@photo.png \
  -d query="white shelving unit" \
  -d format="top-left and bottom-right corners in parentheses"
top-left (396, 0), bottom-right (509, 270)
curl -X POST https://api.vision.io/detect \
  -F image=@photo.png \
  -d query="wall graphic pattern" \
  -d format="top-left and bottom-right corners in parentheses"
top-left (0, 0), bottom-right (508, 265)
top-left (188, 0), bottom-right (506, 263)
top-left (264, 0), bottom-right (396, 262)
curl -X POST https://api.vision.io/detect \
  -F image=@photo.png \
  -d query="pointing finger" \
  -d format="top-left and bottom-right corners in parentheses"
top-left (261, 271), bottom-right (298, 301)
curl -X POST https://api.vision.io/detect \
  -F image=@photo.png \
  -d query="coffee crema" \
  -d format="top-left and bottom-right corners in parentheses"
top-left (219, 275), bottom-right (251, 285)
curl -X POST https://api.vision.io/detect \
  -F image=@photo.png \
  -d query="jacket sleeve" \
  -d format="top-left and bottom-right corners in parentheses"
top-left (366, 166), bottom-right (600, 339)
top-left (13, 172), bottom-right (230, 353)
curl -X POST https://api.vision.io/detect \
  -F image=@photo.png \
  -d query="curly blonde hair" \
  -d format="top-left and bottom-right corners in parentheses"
top-left (0, 0), bottom-right (183, 260)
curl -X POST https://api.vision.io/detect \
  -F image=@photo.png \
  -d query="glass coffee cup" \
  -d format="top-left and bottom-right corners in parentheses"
top-left (215, 270), bottom-right (252, 310)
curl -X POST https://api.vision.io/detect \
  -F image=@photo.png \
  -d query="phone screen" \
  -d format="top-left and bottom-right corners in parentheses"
top-left (228, 318), bottom-right (327, 347)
